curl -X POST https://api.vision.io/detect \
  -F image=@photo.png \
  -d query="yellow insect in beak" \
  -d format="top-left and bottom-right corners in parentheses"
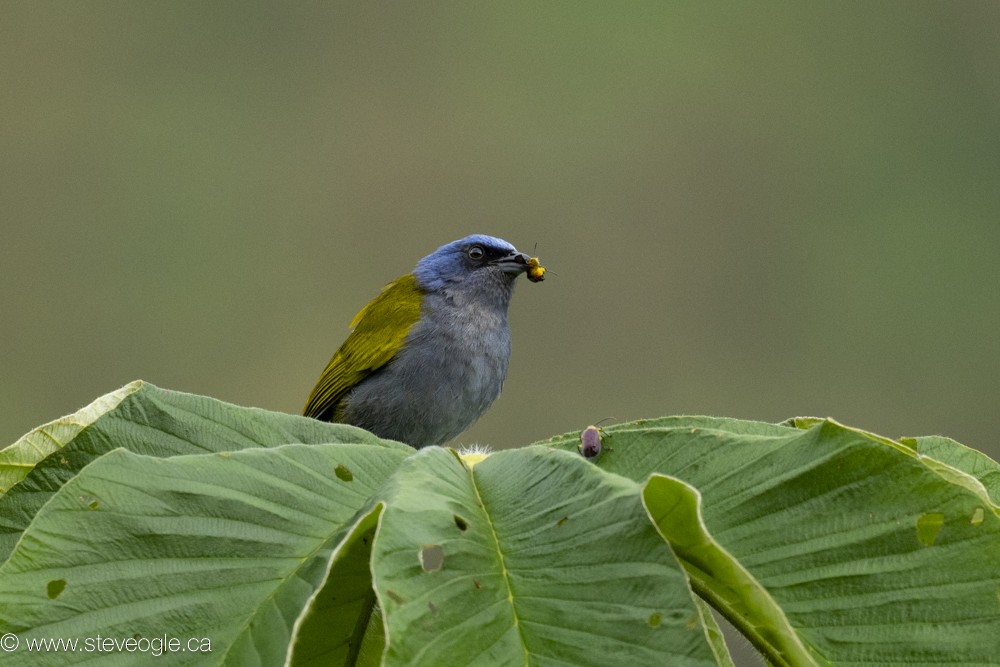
top-left (526, 256), bottom-right (546, 283)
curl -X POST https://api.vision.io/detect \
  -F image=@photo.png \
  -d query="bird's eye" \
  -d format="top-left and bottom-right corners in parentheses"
top-left (467, 246), bottom-right (485, 260)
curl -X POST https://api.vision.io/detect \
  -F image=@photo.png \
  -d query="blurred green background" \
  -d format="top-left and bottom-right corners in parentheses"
top-left (3, 2), bottom-right (998, 461)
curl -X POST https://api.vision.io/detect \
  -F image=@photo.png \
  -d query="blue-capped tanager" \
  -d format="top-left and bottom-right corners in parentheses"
top-left (304, 234), bottom-right (545, 448)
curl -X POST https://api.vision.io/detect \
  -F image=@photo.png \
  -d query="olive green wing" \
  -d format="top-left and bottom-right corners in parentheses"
top-left (303, 274), bottom-right (424, 422)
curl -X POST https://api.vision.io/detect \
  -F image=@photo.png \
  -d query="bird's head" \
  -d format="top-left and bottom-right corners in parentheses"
top-left (414, 234), bottom-right (534, 305)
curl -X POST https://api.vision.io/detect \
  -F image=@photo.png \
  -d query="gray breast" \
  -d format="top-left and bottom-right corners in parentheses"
top-left (338, 291), bottom-right (513, 448)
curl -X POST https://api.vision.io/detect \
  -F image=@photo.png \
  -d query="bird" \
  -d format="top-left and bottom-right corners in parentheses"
top-left (303, 234), bottom-right (544, 448)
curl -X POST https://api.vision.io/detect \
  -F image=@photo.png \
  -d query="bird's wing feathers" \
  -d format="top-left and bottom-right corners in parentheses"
top-left (303, 274), bottom-right (424, 421)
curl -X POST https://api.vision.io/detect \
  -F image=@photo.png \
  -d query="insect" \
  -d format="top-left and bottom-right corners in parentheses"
top-left (526, 256), bottom-right (546, 282)
top-left (578, 422), bottom-right (611, 459)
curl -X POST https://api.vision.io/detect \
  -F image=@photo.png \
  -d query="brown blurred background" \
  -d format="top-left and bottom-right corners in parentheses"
top-left (3, 2), bottom-right (998, 460)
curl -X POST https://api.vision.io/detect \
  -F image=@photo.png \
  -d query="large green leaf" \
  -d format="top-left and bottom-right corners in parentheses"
top-left (643, 474), bottom-right (817, 667)
top-left (0, 443), bottom-right (409, 666)
top-left (538, 417), bottom-right (1000, 665)
top-left (0, 381), bottom-right (407, 562)
top-left (5, 386), bottom-right (999, 666)
top-left (372, 446), bottom-right (719, 666)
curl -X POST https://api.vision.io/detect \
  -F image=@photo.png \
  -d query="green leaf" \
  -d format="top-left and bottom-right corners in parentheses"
top-left (372, 446), bottom-right (719, 666)
top-left (691, 596), bottom-right (736, 667)
top-left (7, 384), bottom-right (1000, 665)
top-left (643, 474), bottom-right (818, 667)
top-left (536, 417), bottom-right (1000, 664)
top-left (289, 503), bottom-right (384, 667)
top-left (902, 434), bottom-right (1000, 503)
top-left (0, 380), bottom-right (408, 563)
top-left (0, 443), bottom-right (409, 666)
top-left (0, 381), bottom-right (139, 493)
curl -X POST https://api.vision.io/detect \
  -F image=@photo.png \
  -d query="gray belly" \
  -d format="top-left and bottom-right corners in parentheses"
top-left (339, 311), bottom-right (512, 448)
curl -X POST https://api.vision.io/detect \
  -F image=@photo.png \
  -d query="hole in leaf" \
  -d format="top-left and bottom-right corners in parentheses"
top-left (419, 544), bottom-right (444, 572)
top-left (453, 515), bottom-right (468, 531)
top-left (917, 512), bottom-right (945, 546)
top-left (971, 507), bottom-right (985, 525)
top-left (647, 612), bottom-right (662, 628)
top-left (47, 579), bottom-right (66, 600)
top-left (80, 495), bottom-right (99, 510)
top-left (334, 464), bottom-right (353, 482)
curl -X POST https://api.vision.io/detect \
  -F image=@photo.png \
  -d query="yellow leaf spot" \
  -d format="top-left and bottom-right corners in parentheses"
top-left (916, 512), bottom-right (945, 546)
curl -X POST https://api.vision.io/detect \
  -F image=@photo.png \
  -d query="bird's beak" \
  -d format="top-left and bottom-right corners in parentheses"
top-left (493, 251), bottom-right (533, 276)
